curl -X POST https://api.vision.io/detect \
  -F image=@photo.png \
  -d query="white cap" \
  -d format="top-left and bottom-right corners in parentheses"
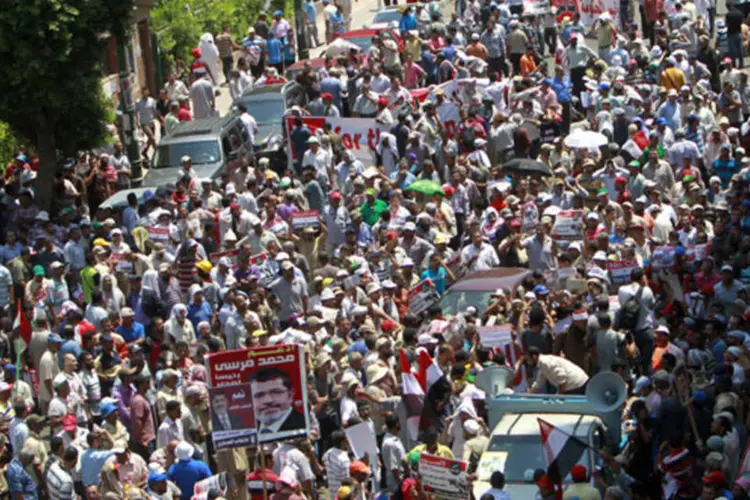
top-left (463, 420), bottom-right (480, 435)
top-left (593, 251), bottom-right (608, 261)
top-left (175, 441), bottom-right (195, 461)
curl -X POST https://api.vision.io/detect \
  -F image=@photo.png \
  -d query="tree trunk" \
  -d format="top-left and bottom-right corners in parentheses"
top-left (34, 111), bottom-right (57, 212)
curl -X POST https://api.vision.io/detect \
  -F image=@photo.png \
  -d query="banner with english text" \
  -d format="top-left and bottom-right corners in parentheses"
top-left (206, 344), bottom-right (310, 444)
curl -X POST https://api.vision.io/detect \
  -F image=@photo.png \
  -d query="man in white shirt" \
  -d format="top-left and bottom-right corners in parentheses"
top-left (190, 71), bottom-right (216, 119)
top-left (525, 347), bottom-right (590, 394)
top-left (460, 230), bottom-right (500, 272)
top-left (302, 137), bottom-right (332, 184)
top-left (164, 73), bottom-right (189, 101)
top-left (157, 400), bottom-right (185, 448)
top-left (135, 88), bottom-right (158, 159)
top-left (323, 431), bottom-right (351, 500)
top-left (238, 103), bottom-right (259, 147)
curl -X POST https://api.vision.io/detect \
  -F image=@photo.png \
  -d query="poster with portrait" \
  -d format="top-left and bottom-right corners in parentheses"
top-left (209, 384), bottom-right (257, 450)
top-left (419, 454), bottom-right (469, 499)
top-left (206, 344), bottom-right (310, 443)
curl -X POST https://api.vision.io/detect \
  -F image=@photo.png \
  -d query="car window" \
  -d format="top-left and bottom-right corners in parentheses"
top-left (237, 97), bottom-right (285, 125)
top-left (373, 10), bottom-right (401, 24)
top-left (439, 290), bottom-right (494, 316)
top-left (153, 140), bottom-right (221, 168)
top-left (484, 435), bottom-right (589, 483)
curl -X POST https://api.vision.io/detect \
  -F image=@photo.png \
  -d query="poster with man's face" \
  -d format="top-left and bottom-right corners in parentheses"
top-left (207, 344), bottom-right (310, 444)
top-left (209, 384), bottom-right (257, 450)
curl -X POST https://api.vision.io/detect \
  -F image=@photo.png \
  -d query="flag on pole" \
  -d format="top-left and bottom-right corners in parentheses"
top-left (399, 349), bottom-right (424, 442)
top-left (537, 418), bottom-right (589, 483)
top-left (12, 300), bottom-right (32, 345)
top-left (417, 347), bottom-right (443, 393)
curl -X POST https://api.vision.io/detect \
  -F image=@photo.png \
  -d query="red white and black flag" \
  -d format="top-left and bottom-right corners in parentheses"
top-left (399, 349), bottom-right (424, 442)
top-left (537, 418), bottom-right (588, 483)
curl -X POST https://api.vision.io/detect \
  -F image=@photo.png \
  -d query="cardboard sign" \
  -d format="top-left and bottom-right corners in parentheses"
top-left (476, 324), bottom-right (514, 349)
top-left (290, 209), bottom-right (320, 230)
top-left (552, 210), bottom-right (584, 240)
top-left (146, 226), bottom-right (170, 242)
top-left (193, 473), bottom-right (228, 500)
top-left (522, 201), bottom-right (539, 230)
top-left (684, 243), bottom-right (712, 263)
top-left (608, 259), bottom-right (640, 285)
top-left (408, 279), bottom-right (441, 316)
top-left (210, 249), bottom-right (240, 267)
top-left (206, 344), bottom-right (310, 443)
top-left (208, 384), bottom-right (258, 450)
top-left (651, 246), bottom-right (676, 269)
top-left (419, 454), bottom-right (469, 499)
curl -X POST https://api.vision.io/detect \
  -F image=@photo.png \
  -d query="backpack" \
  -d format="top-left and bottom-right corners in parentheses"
top-left (460, 123), bottom-right (476, 150)
top-left (617, 285), bottom-right (644, 332)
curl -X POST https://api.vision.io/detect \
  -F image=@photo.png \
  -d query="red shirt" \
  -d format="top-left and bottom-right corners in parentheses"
top-left (178, 108), bottom-right (193, 122)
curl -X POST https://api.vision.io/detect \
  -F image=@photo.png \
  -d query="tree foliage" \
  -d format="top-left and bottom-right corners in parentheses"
top-left (0, 0), bottom-right (136, 206)
top-left (0, 122), bottom-right (26, 168)
top-left (152, 0), bottom-right (287, 69)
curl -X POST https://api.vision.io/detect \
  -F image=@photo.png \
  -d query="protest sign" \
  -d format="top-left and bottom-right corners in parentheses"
top-left (193, 473), bottom-right (227, 500)
top-left (477, 324), bottom-right (513, 349)
top-left (206, 344), bottom-right (310, 443)
top-left (208, 385), bottom-right (257, 450)
top-left (408, 279), bottom-right (441, 316)
top-left (210, 248), bottom-right (239, 267)
top-left (608, 259), bottom-right (640, 285)
top-left (577, 0), bottom-right (619, 26)
top-left (445, 253), bottom-right (464, 282)
top-left (651, 246), bottom-right (676, 269)
top-left (419, 454), bottom-right (469, 499)
top-left (684, 243), bottom-right (712, 263)
top-left (146, 226), bottom-right (169, 242)
top-left (522, 201), bottom-right (539, 230)
top-left (290, 210), bottom-right (320, 230)
top-left (286, 117), bottom-right (389, 164)
top-left (552, 210), bottom-right (584, 240)
top-left (345, 422), bottom-right (379, 460)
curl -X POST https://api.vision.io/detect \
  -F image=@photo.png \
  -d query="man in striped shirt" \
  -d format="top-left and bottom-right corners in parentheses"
top-left (45, 437), bottom-right (77, 500)
top-left (322, 431), bottom-right (351, 500)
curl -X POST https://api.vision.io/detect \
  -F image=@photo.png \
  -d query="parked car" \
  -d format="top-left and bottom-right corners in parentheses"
top-left (363, 8), bottom-right (402, 29)
top-left (438, 267), bottom-right (532, 316)
top-left (233, 82), bottom-right (306, 174)
top-left (99, 114), bottom-right (251, 209)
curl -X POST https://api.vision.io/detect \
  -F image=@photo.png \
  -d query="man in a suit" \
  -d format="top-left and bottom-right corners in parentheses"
top-left (250, 367), bottom-right (307, 435)
top-left (210, 392), bottom-right (244, 431)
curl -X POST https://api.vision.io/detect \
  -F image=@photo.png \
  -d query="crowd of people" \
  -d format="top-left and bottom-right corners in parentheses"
top-left (3, 0), bottom-right (750, 499)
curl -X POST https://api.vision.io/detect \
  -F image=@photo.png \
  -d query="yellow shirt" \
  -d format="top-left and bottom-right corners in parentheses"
top-left (403, 38), bottom-right (421, 64)
top-left (563, 483), bottom-right (602, 500)
top-left (409, 443), bottom-right (455, 458)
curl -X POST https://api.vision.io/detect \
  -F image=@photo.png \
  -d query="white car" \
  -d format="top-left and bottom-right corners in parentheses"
top-left (364, 8), bottom-right (402, 30)
top-left (473, 412), bottom-right (607, 498)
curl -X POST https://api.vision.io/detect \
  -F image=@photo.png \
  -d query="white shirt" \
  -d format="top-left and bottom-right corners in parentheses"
top-left (241, 112), bottom-right (259, 145)
top-left (531, 354), bottom-right (590, 392)
top-left (460, 243), bottom-right (500, 272)
top-left (157, 416), bottom-right (185, 448)
top-left (340, 396), bottom-right (358, 425)
top-left (46, 457), bottom-right (75, 500)
top-left (135, 97), bottom-right (157, 125)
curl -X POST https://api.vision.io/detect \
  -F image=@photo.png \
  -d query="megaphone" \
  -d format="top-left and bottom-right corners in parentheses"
top-left (475, 366), bottom-right (514, 397)
top-left (586, 371), bottom-right (627, 413)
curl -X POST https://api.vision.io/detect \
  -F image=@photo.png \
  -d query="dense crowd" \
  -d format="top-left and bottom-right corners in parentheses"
top-left (2, 0), bottom-right (750, 499)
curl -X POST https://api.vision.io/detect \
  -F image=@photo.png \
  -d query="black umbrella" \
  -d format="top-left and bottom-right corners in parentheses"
top-left (503, 158), bottom-right (552, 176)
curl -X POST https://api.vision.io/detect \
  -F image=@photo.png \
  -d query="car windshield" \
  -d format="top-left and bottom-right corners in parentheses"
top-left (373, 10), bottom-right (401, 23)
top-left (238, 98), bottom-right (284, 125)
top-left (439, 290), bottom-right (494, 316)
top-left (153, 140), bottom-right (220, 168)
top-left (484, 436), bottom-right (590, 483)
top-left (344, 36), bottom-right (374, 52)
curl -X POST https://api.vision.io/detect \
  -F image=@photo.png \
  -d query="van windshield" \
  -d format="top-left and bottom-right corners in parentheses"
top-left (153, 140), bottom-right (220, 168)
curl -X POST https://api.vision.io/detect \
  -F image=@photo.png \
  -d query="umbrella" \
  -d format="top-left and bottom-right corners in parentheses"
top-left (406, 179), bottom-right (445, 196)
top-left (564, 130), bottom-right (609, 149)
top-left (503, 158), bottom-right (552, 177)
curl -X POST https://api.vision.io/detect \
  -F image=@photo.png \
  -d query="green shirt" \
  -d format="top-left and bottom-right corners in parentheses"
top-left (80, 266), bottom-right (99, 304)
top-left (165, 113), bottom-right (180, 133)
top-left (360, 199), bottom-right (388, 226)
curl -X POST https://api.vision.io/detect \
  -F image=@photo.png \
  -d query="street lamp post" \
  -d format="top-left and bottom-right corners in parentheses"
top-left (116, 27), bottom-right (144, 183)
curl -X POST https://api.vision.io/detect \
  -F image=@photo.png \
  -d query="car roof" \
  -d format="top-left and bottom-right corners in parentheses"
top-left (240, 83), bottom-right (287, 98)
top-left (492, 413), bottom-right (600, 438)
top-left (161, 115), bottom-right (238, 144)
top-left (342, 28), bottom-right (380, 38)
top-left (447, 268), bottom-right (531, 292)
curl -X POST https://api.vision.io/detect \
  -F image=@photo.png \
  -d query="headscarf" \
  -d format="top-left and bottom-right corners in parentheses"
top-left (167, 304), bottom-right (196, 344)
top-left (142, 269), bottom-right (161, 300)
top-left (100, 274), bottom-right (125, 314)
top-left (188, 284), bottom-right (203, 305)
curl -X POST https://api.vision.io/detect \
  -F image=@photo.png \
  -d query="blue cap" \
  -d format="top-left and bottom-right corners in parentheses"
top-left (15, 155), bottom-right (27, 163)
top-left (656, 117), bottom-right (667, 126)
top-left (598, 82), bottom-right (611, 91)
top-left (274, 9), bottom-right (283, 15)
top-left (148, 472), bottom-right (168, 484)
top-left (143, 190), bottom-right (154, 202)
top-left (533, 284), bottom-right (549, 295)
top-left (4, 364), bottom-right (16, 373)
top-left (48, 333), bottom-right (63, 344)
top-left (675, 246), bottom-right (686, 256)
top-left (101, 402), bottom-right (117, 418)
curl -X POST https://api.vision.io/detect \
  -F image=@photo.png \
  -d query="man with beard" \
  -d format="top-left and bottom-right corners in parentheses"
top-left (250, 368), bottom-right (306, 436)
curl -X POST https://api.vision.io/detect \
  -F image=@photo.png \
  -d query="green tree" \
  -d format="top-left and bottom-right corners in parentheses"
top-left (0, 0), bottom-right (136, 208)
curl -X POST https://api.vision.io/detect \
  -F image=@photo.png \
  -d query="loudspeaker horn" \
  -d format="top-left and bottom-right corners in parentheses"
top-left (586, 371), bottom-right (627, 413)
top-left (475, 366), bottom-right (514, 397)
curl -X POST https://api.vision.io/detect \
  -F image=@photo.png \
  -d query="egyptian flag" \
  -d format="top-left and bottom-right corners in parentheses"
top-left (12, 300), bottom-right (32, 344)
top-left (538, 418), bottom-right (588, 483)
top-left (399, 349), bottom-right (424, 442)
top-left (417, 348), bottom-right (451, 432)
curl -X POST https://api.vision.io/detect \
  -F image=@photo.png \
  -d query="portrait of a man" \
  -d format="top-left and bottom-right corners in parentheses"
top-left (250, 367), bottom-right (306, 434)
top-left (210, 391), bottom-right (244, 431)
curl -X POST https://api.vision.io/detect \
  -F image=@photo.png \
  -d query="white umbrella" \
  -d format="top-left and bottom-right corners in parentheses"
top-left (564, 130), bottom-right (609, 149)
top-left (325, 38), bottom-right (361, 57)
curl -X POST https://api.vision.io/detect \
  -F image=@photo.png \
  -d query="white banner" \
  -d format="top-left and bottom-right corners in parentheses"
top-left (577, 0), bottom-right (620, 26)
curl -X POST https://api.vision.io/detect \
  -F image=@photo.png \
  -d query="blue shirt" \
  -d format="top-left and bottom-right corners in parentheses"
top-left (399, 14), bottom-right (418, 33)
top-left (291, 126), bottom-right (312, 161)
top-left (320, 77), bottom-right (346, 110)
top-left (80, 449), bottom-right (115, 486)
top-left (551, 76), bottom-right (572, 104)
top-left (389, 170), bottom-right (416, 190)
top-left (169, 459), bottom-right (212, 500)
top-left (116, 321), bottom-right (146, 343)
top-left (7, 458), bottom-right (37, 499)
top-left (712, 158), bottom-right (738, 188)
top-left (421, 266), bottom-right (448, 295)
top-left (188, 301), bottom-right (213, 332)
top-left (267, 38), bottom-right (283, 64)
top-left (304, 0), bottom-right (317, 23)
